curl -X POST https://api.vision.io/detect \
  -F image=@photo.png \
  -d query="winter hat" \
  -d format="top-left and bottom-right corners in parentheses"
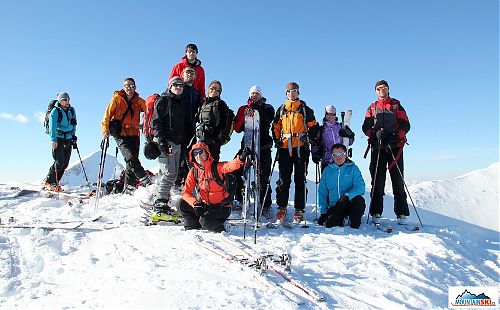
top-left (57, 92), bottom-right (70, 102)
top-left (325, 105), bottom-right (336, 115)
top-left (249, 86), bottom-right (262, 97)
top-left (168, 76), bottom-right (183, 89)
top-left (375, 80), bottom-right (389, 90)
top-left (185, 43), bottom-right (198, 53)
top-left (286, 82), bottom-right (299, 91)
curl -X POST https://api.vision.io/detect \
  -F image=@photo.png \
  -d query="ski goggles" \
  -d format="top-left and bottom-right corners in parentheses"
top-left (286, 89), bottom-right (299, 93)
top-left (332, 151), bottom-right (347, 158)
top-left (193, 148), bottom-right (205, 156)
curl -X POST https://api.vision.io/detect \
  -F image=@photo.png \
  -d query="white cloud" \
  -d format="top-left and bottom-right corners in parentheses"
top-left (0, 112), bottom-right (29, 123)
top-left (34, 111), bottom-right (46, 124)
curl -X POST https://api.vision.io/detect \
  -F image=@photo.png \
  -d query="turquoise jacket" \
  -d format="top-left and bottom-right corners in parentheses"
top-left (318, 160), bottom-right (365, 214)
top-left (49, 101), bottom-right (76, 142)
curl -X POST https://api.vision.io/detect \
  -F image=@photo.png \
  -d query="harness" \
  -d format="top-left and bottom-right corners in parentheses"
top-left (279, 101), bottom-right (309, 158)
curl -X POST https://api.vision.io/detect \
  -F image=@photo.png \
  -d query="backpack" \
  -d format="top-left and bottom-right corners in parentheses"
top-left (193, 163), bottom-right (238, 204)
top-left (142, 93), bottom-right (160, 141)
top-left (44, 100), bottom-right (76, 134)
top-left (199, 100), bottom-right (235, 145)
top-left (278, 101), bottom-right (308, 138)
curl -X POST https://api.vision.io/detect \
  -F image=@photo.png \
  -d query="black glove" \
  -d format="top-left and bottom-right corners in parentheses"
top-left (71, 135), bottom-right (78, 148)
top-left (239, 147), bottom-right (251, 161)
top-left (300, 134), bottom-right (309, 143)
top-left (318, 213), bottom-right (328, 226)
top-left (375, 129), bottom-right (386, 141)
top-left (312, 152), bottom-right (322, 164)
top-left (194, 202), bottom-right (208, 217)
top-left (274, 140), bottom-right (282, 149)
top-left (339, 126), bottom-right (354, 139)
top-left (335, 195), bottom-right (350, 209)
top-left (159, 143), bottom-right (171, 155)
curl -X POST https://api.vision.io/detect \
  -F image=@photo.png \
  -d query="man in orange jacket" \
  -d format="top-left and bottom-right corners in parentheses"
top-left (180, 142), bottom-right (250, 232)
top-left (101, 77), bottom-right (152, 194)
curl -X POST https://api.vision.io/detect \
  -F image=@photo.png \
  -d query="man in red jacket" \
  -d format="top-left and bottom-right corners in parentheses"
top-left (180, 142), bottom-right (250, 232)
top-left (169, 43), bottom-right (205, 103)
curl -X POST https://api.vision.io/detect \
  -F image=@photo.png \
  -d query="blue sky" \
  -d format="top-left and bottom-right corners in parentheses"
top-left (0, 0), bottom-right (498, 183)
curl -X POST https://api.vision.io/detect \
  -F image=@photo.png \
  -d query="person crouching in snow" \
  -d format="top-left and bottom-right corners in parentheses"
top-left (180, 142), bottom-right (250, 232)
top-left (317, 143), bottom-right (366, 229)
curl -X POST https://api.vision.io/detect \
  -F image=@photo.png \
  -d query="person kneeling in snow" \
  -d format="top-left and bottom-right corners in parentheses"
top-left (180, 142), bottom-right (250, 232)
top-left (317, 143), bottom-right (366, 229)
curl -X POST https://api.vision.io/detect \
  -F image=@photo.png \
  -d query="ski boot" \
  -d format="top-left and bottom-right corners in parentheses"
top-left (151, 199), bottom-right (180, 224)
top-left (275, 208), bottom-right (287, 225)
top-left (292, 210), bottom-right (304, 223)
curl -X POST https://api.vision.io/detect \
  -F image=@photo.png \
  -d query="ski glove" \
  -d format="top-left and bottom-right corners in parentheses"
top-left (194, 202), bottom-right (208, 217)
top-left (339, 126), bottom-right (355, 139)
top-left (71, 135), bottom-right (78, 148)
top-left (335, 195), bottom-right (350, 209)
top-left (239, 147), bottom-right (251, 162)
top-left (318, 213), bottom-right (328, 226)
top-left (375, 129), bottom-right (386, 141)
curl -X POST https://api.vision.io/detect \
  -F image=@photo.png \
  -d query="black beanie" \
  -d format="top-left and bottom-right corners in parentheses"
top-left (375, 80), bottom-right (389, 90)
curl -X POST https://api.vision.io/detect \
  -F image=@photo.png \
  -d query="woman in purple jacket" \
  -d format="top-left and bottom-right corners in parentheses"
top-left (311, 105), bottom-right (354, 172)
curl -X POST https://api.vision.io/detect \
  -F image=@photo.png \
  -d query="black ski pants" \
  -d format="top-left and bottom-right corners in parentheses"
top-left (325, 195), bottom-right (366, 229)
top-left (234, 148), bottom-right (273, 210)
top-left (369, 146), bottom-right (409, 217)
top-left (275, 146), bottom-right (309, 212)
top-left (179, 200), bottom-right (231, 232)
top-left (45, 138), bottom-right (73, 185)
top-left (176, 128), bottom-right (196, 186)
top-left (115, 135), bottom-right (147, 186)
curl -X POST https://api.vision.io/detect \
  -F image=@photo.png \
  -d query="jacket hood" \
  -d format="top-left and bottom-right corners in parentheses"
top-left (181, 55), bottom-right (202, 67)
top-left (188, 142), bottom-right (213, 169)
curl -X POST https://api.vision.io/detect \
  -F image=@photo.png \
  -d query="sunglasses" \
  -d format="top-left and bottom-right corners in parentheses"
top-left (187, 49), bottom-right (197, 54)
top-left (376, 86), bottom-right (388, 91)
top-left (123, 84), bottom-right (136, 88)
top-left (193, 148), bottom-right (204, 156)
top-left (209, 87), bottom-right (221, 93)
top-left (326, 113), bottom-right (336, 116)
top-left (332, 151), bottom-right (347, 158)
top-left (172, 83), bottom-right (184, 88)
top-left (286, 89), bottom-right (299, 93)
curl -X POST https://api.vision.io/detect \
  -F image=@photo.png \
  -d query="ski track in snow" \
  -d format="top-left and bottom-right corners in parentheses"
top-left (0, 163), bottom-right (498, 309)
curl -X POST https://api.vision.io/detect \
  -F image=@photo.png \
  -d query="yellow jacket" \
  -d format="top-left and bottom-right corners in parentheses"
top-left (101, 90), bottom-right (146, 137)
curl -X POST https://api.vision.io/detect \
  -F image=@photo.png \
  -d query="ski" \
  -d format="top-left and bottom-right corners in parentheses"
top-left (194, 234), bottom-right (304, 305)
top-left (219, 234), bottom-right (326, 303)
top-left (397, 223), bottom-right (420, 232)
top-left (0, 221), bottom-right (84, 230)
top-left (341, 109), bottom-right (352, 157)
top-left (374, 223), bottom-right (393, 233)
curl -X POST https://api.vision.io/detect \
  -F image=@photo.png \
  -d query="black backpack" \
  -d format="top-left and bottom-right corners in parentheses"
top-left (193, 163), bottom-right (237, 204)
top-left (199, 100), bottom-right (235, 145)
top-left (44, 100), bottom-right (76, 134)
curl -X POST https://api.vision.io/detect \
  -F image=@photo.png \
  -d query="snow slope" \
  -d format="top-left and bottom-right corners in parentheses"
top-left (0, 164), bottom-right (498, 309)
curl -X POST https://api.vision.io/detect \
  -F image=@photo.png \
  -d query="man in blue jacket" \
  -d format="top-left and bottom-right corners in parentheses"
top-left (317, 143), bottom-right (366, 228)
top-left (43, 92), bottom-right (77, 191)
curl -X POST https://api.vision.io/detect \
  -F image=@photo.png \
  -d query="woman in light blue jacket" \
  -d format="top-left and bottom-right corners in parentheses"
top-left (318, 143), bottom-right (366, 228)
top-left (43, 92), bottom-right (77, 191)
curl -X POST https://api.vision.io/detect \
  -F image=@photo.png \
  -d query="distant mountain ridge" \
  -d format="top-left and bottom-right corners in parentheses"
top-left (59, 151), bottom-right (124, 186)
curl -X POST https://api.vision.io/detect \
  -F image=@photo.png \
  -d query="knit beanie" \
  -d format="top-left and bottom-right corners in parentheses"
top-left (325, 105), bottom-right (336, 114)
top-left (249, 86), bottom-right (262, 97)
top-left (168, 76), bottom-right (183, 89)
top-left (375, 80), bottom-right (389, 90)
top-left (57, 92), bottom-right (70, 101)
top-left (185, 43), bottom-right (198, 53)
top-left (286, 82), bottom-right (299, 91)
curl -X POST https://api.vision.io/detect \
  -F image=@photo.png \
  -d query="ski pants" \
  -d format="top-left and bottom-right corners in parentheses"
top-left (156, 141), bottom-right (181, 202)
top-left (275, 146), bottom-right (309, 212)
top-left (325, 195), bottom-right (366, 229)
top-left (179, 200), bottom-right (231, 232)
top-left (369, 146), bottom-right (409, 217)
top-left (176, 128), bottom-right (196, 185)
top-left (234, 148), bottom-right (272, 210)
top-left (45, 138), bottom-right (72, 184)
top-left (115, 136), bottom-right (147, 187)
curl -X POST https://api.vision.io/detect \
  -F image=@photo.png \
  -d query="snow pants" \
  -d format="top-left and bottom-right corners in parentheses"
top-left (115, 136), bottom-right (147, 187)
top-left (325, 195), bottom-right (366, 229)
top-left (369, 146), bottom-right (409, 217)
top-left (275, 146), bottom-right (309, 212)
top-left (156, 141), bottom-right (181, 202)
top-left (45, 138), bottom-right (73, 185)
top-left (179, 200), bottom-right (231, 232)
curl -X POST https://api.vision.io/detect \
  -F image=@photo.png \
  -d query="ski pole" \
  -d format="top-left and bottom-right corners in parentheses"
top-left (259, 150), bottom-right (279, 222)
top-left (302, 155), bottom-right (309, 228)
top-left (94, 136), bottom-right (109, 214)
top-left (315, 163), bottom-right (320, 221)
top-left (366, 139), bottom-right (382, 224)
top-left (74, 142), bottom-right (92, 191)
top-left (387, 145), bottom-right (424, 228)
top-left (112, 146), bottom-right (119, 193)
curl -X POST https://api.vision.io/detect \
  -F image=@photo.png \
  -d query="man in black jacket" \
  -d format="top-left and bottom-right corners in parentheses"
top-left (151, 76), bottom-right (185, 211)
top-left (233, 86), bottom-right (275, 217)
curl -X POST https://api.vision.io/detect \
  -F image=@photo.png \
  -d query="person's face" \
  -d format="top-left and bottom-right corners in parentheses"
top-left (123, 81), bottom-right (136, 97)
top-left (325, 112), bottom-right (336, 122)
top-left (286, 89), bottom-right (299, 100)
top-left (182, 69), bottom-right (196, 84)
top-left (186, 49), bottom-right (197, 62)
top-left (59, 98), bottom-right (70, 109)
top-left (208, 83), bottom-right (222, 98)
top-left (170, 81), bottom-right (184, 95)
top-left (332, 148), bottom-right (347, 166)
top-left (249, 92), bottom-right (261, 103)
top-left (375, 85), bottom-right (389, 99)
top-left (193, 148), bottom-right (208, 164)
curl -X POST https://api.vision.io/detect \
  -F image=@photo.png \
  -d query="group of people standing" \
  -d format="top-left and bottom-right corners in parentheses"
top-left (43, 43), bottom-right (411, 232)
